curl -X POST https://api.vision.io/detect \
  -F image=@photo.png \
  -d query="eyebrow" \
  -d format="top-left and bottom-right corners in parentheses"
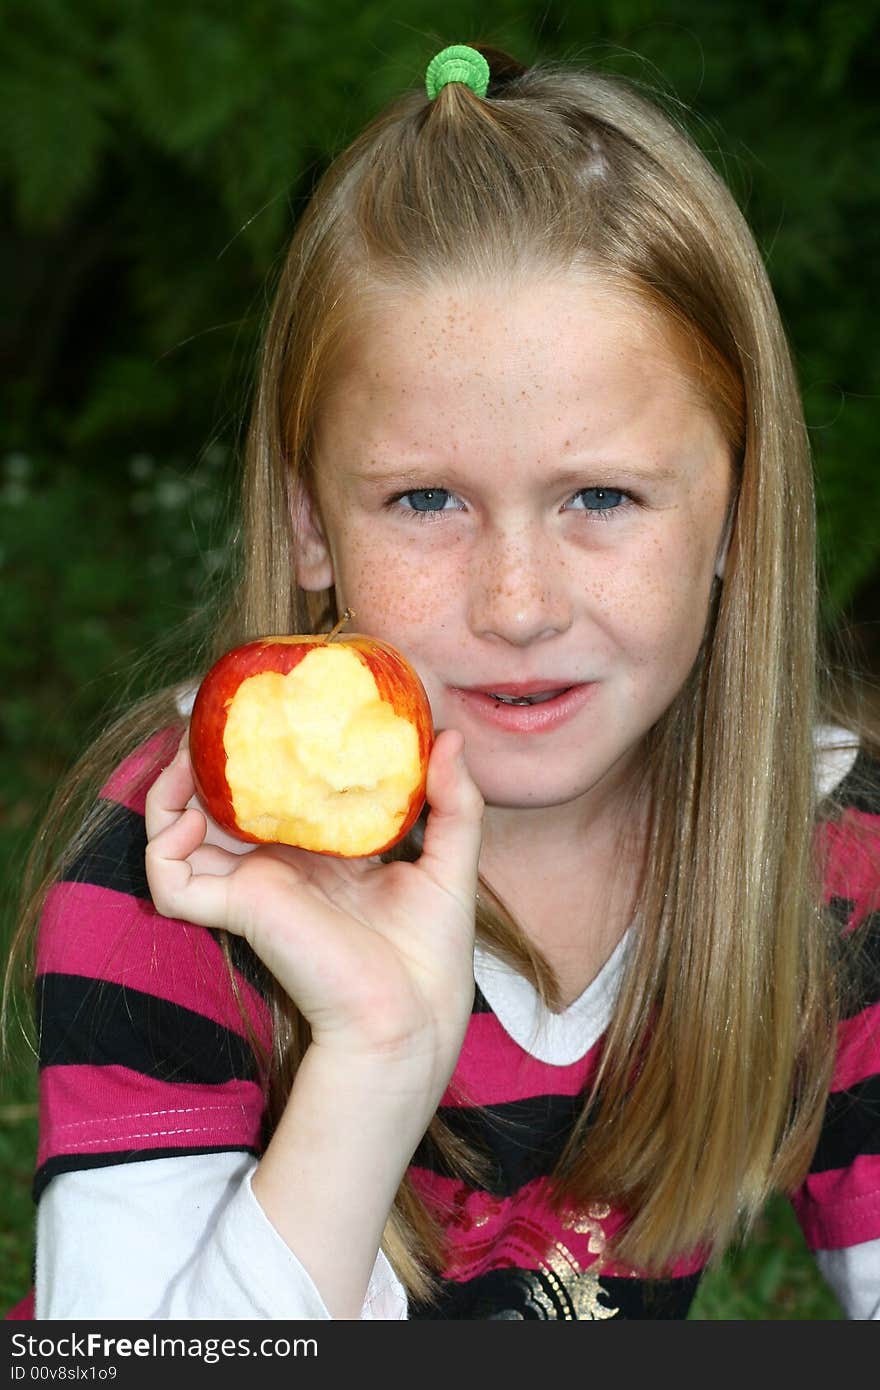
top-left (345, 461), bottom-right (682, 486)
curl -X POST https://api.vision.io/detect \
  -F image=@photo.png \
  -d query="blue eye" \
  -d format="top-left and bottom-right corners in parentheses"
top-left (401, 488), bottom-right (452, 512)
top-left (389, 488), bottom-right (460, 522)
top-left (386, 484), bottom-right (632, 526)
top-left (570, 487), bottom-right (627, 513)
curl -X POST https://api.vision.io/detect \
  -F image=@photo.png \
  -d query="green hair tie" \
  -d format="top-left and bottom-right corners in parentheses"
top-left (425, 45), bottom-right (490, 101)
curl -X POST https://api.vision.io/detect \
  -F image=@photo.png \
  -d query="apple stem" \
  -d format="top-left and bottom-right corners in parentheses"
top-left (325, 608), bottom-right (355, 643)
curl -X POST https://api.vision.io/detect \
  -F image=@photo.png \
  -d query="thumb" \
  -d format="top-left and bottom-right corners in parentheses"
top-left (418, 729), bottom-right (484, 896)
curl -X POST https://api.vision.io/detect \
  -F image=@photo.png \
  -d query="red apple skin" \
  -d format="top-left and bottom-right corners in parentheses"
top-left (188, 634), bottom-right (434, 856)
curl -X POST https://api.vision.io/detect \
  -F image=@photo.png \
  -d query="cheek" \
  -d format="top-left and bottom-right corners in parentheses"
top-left (599, 529), bottom-right (717, 666)
top-left (330, 523), bottom-right (459, 635)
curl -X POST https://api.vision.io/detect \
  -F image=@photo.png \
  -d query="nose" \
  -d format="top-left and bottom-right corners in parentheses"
top-left (467, 526), bottom-right (573, 645)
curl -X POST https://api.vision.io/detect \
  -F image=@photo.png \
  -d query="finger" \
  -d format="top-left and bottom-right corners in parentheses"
top-left (144, 740), bottom-right (195, 841)
top-left (144, 808), bottom-right (235, 929)
top-left (418, 729), bottom-right (484, 896)
top-left (186, 842), bottom-right (251, 878)
top-left (190, 796), bottom-right (258, 856)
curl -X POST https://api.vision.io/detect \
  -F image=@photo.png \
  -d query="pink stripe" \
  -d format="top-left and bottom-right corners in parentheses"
top-left (832, 1001), bottom-right (880, 1092)
top-left (5, 1291), bottom-right (34, 1320)
top-left (38, 1064), bottom-right (264, 1168)
top-left (409, 1169), bottom-right (706, 1282)
top-left (441, 1011), bottom-right (601, 1107)
top-left (791, 1156), bottom-right (880, 1250)
top-left (100, 728), bottom-right (180, 815)
top-left (818, 812), bottom-right (880, 929)
top-left (37, 880), bottom-right (271, 1052)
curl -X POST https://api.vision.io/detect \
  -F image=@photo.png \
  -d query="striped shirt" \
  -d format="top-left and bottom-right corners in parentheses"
top-left (24, 729), bottom-right (880, 1319)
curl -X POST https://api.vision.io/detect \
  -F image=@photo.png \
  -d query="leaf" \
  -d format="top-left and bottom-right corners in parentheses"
top-left (68, 355), bottom-right (179, 447)
top-left (0, 60), bottom-right (110, 228)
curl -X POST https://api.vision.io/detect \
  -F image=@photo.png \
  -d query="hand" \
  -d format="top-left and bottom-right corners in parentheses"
top-left (145, 729), bottom-right (484, 1082)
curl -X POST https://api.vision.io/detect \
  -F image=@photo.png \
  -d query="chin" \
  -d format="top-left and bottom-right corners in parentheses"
top-left (476, 767), bottom-right (600, 811)
top-left (480, 744), bottom-right (645, 813)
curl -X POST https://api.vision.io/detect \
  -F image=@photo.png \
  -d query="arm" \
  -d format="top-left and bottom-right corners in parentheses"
top-left (814, 1242), bottom-right (880, 1321)
top-left (36, 1155), bottom-right (406, 1319)
top-left (797, 746), bottom-right (880, 1320)
top-left (142, 729), bottom-right (483, 1318)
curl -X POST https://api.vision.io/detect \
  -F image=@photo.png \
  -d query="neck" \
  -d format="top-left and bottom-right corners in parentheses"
top-left (476, 762), bottom-right (650, 1008)
top-left (479, 745), bottom-right (649, 866)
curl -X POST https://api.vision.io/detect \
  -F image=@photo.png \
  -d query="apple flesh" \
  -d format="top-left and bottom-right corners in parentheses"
top-left (189, 634), bottom-right (434, 857)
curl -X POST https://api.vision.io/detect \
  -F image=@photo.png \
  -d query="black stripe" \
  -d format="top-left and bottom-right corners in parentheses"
top-left (827, 895), bottom-right (856, 932)
top-left (32, 1144), bottom-right (259, 1204)
top-left (223, 930), bottom-right (275, 1004)
top-left (809, 1073), bottom-right (880, 1174)
top-left (415, 1092), bottom-right (586, 1195)
top-left (838, 911), bottom-right (880, 1019)
top-left (36, 973), bottom-right (259, 1085)
top-left (472, 982), bottom-right (492, 1014)
top-left (61, 803), bottom-right (275, 1003)
top-left (831, 750), bottom-right (880, 815)
top-left (64, 803), bottom-right (151, 899)
top-left (409, 1265), bottom-right (701, 1320)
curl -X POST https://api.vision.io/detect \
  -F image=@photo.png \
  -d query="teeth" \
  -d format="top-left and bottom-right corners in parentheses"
top-left (490, 690), bottom-right (564, 705)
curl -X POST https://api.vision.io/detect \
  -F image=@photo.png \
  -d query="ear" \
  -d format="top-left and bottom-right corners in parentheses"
top-left (714, 498), bottom-right (735, 580)
top-left (292, 481), bottom-right (335, 592)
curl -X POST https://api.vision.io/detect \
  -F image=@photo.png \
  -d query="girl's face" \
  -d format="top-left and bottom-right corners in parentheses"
top-left (298, 274), bottom-right (733, 823)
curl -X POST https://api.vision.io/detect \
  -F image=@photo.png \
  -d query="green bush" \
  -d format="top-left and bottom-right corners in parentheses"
top-left (2, 0), bottom-right (875, 1320)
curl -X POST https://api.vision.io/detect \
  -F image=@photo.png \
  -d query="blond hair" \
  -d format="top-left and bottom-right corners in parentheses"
top-left (6, 49), bottom-right (876, 1295)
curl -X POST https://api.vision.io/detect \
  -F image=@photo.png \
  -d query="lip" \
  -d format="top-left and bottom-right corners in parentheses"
top-left (461, 680), bottom-right (577, 697)
top-left (448, 681), bottom-right (597, 734)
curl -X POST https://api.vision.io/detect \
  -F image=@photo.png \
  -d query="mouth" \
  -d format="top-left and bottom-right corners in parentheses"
top-left (449, 681), bottom-right (596, 733)
top-left (485, 688), bottom-right (572, 706)
top-left (460, 680), bottom-right (577, 704)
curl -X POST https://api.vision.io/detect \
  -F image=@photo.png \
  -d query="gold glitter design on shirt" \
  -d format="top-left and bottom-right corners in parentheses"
top-left (491, 1200), bottom-right (619, 1320)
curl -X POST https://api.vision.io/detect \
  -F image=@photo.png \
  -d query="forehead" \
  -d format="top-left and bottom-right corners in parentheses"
top-left (316, 272), bottom-right (717, 449)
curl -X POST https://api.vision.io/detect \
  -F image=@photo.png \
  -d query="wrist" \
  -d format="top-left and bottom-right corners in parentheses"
top-left (306, 994), bottom-right (471, 1104)
top-left (251, 1037), bottom-right (447, 1317)
top-left (297, 1035), bottom-right (454, 1134)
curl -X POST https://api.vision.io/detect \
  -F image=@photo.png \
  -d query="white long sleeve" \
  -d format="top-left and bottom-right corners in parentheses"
top-left (35, 1151), bottom-right (407, 1320)
top-left (814, 1242), bottom-right (880, 1320)
top-left (36, 1150), bottom-right (880, 1320)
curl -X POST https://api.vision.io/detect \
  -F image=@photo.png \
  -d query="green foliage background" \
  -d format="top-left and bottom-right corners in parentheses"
top-left (2, 0), bottom-right (878, 1320)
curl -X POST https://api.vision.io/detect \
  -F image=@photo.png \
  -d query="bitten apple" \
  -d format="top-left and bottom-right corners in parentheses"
top-left (188, 624), bottom-right (434, 857)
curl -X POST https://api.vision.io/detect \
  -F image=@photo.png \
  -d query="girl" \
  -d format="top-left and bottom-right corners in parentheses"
top-left (6, 43), bottom-right (880, 1321)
